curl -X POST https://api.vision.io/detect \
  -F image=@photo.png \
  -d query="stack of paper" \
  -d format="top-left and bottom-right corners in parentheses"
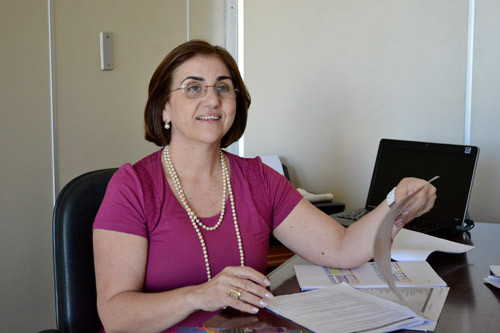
top-left (485, 265), bottom-right (500, 288)
top-left (266, 283), bottom-right (441, 333)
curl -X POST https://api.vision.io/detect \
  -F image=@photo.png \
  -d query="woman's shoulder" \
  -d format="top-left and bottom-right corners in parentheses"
top-left (226, 152), bottom-right (286, 193)
top-left (106, 149), bottom-right (164, 225)
top-left (225, 151), bottom-right (263, 171)
top-left (226, 152), bottom-right (285, 182)
top-left (109, 149), bottom-right (163, 191)
top-left (133, 149), bottom-right (163, 173)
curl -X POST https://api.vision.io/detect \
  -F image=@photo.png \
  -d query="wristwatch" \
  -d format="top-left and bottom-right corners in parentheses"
top-left (386, 187), bottom-right (396, 207)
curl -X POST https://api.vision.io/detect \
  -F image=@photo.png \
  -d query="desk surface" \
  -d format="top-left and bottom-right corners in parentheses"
top-left (205, 222), bottom-right (500, 332)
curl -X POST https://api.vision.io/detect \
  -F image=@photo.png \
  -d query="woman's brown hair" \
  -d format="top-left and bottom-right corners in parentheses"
top-left (144, 40), bottom-right (251, 148)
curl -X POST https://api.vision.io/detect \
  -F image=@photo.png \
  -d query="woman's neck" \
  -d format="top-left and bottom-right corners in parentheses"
top-left (166, 141), bottom-right (223, 181)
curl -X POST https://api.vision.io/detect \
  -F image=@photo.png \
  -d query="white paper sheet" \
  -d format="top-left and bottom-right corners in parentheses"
top-left (266, 283), bottom-right (431, 333)
top-left (484, 265), bottom-right (500, 288)
top-left (484, 275), bottom-right (500, 288)
top-left (490, 265), bottom-right (500, 277)
top-left (392, 228), bottom-right (474, 261)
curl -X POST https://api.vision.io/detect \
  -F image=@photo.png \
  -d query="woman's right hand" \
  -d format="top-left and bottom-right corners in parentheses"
top-left (189, 266), bottom-right (274, 314)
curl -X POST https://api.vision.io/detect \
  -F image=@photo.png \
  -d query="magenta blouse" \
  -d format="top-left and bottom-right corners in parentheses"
top-left (93, 149), bottom-right (302, 332)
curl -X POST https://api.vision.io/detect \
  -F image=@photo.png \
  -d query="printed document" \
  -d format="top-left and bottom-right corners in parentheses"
top-left (266, 282), bottom-right (433, 333)
top-left (360, 286), bottom-right (449, 331)
top-left (294, 261), bottom-right (446, 291)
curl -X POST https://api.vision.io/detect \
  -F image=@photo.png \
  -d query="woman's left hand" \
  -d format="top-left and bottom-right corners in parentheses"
top-left (393, 177), bottom-right (437, 228)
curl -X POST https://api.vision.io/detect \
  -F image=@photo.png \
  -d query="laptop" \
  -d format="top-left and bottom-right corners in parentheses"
top-left (332, 139), bottom-right (479, 234)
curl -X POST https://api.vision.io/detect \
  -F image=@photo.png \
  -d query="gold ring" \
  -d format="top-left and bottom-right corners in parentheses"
top-left (229, 289), bottom-right (241, 300)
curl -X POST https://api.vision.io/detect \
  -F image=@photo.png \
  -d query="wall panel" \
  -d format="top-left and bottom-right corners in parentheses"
top-left (0, 1), bottom-right (54, 331)
top-left (189, 0), bottom-right (226, 46)
top-left (469, 0), bottom-right (500, 222)
top-left (244, 0), bottom-right (469, 214)
top-left (55, 0), bottom-right (187, 188)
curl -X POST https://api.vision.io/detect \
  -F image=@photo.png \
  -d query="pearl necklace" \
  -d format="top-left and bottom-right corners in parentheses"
top-left (162, 145), bottom-right (244, 280)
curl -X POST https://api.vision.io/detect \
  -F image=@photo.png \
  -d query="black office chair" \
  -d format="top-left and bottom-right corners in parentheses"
top-left (39, 168), bottom-right (118, 333)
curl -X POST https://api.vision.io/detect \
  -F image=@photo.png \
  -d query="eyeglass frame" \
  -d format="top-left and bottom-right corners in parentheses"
top-left (169, 80), bottom-right (240, 99)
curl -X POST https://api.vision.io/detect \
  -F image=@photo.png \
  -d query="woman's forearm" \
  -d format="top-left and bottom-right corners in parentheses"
top-left (98, 285), bottom-right (199, 333)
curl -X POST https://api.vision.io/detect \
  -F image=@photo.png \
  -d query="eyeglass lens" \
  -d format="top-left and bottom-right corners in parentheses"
top-left (181, 81), bottom-right (237, 98)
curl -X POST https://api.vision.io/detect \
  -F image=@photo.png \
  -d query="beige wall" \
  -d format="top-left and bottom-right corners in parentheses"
top-left (55, 0), bottom-right (187, 188)
top-left (190, 0), bottom-right (226, 46)
top-left (469, 0), bottom-right (500, 222)
top-left (244, 0), bottom-right (500, 223)
top-left (1, 0), bottom-right (224, 331)
top-left (1, 0), bottom-right (54, 331)
top-left (1, 0), bottom-right (499, 331)
top-left (55, 0), bottom-right (227, 188)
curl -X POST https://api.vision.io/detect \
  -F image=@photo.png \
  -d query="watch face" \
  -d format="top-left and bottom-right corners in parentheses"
top-left (387, 188), bottom-right (396, 206)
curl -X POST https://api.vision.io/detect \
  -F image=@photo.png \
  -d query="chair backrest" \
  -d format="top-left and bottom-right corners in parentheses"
top-left (52, 168), bottom-right (117, 333)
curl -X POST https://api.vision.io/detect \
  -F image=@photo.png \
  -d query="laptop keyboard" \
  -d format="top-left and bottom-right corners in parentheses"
top-left (336, 208), bottom-right (370, 221)
top-left (336, 209), bottom-right (450, 234)
top-left (404, 219), bottom-right (449, 234)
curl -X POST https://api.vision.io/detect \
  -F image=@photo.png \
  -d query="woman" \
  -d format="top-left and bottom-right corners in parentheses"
top-left (93, 40), bottom-right (436, 333)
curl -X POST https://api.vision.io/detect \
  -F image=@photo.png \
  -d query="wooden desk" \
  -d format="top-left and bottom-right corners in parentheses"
top-left (206, 222), bottom-right (500, 332)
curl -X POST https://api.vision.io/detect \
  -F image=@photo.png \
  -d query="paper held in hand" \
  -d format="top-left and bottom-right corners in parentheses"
top-left (373, 176), bottom-right (439, 316)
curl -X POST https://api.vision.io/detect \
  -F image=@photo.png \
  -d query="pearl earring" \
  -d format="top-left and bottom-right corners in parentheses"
top-left (164, 121), bottom-right (170, 130)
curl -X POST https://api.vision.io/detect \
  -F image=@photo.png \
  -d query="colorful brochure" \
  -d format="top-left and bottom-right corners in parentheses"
top-left (294, 261), bottom-right (446, 291)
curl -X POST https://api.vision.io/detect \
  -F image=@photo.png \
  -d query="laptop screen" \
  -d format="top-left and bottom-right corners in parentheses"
top-left (366, 139), bottom-right (479, 226)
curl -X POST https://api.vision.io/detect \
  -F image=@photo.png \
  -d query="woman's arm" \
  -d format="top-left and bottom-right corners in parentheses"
top-left (93, 229), bottom-right (273, 333)
top-left (273, 177), bottom-right (436, 269)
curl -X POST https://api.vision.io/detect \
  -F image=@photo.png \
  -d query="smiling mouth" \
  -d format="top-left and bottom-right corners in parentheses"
top-left (197, 115), bottom-right (221, 120)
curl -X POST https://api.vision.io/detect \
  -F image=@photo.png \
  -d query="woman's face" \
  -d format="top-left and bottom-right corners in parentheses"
top-left (163, 55), bottom-right (237, 148)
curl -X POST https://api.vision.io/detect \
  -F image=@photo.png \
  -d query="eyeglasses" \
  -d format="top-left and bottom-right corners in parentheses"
top-left (170, 81), bottom-right (239, 99)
